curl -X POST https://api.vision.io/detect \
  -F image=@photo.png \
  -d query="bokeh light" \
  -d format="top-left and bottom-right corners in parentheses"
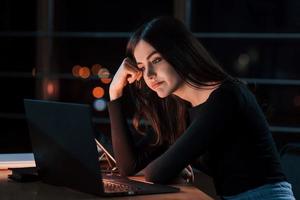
top-left (98, 68), bottom-right (110, 78)
top-left (93, 99), bottom-right (107, 111)
top-left (92, 86), bottom-right (105, 98)
top-left (234, 53), bottom-right (250, 75)
top-left (293, 95), bottom-right (300, 107)
top-left (238, 54), bottom-right (250, 66)
top-left (79, 66), bottom-right (90, 79)
top-left (43, 79), bottom-right (59, 99)
top-left (47, 81), bottom-right (55, 95)
top-left (100, 78), bottom-right (112, 84)
top-left (32, 68), bottom-right (37, 77)
top-left (72, 65), bottom-right (81, 77)
top-left (91, 64), bottom-right (102, 76)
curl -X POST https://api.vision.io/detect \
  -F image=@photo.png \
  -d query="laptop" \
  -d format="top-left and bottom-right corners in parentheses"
top-left (23, 99), bottom-right (179, 196)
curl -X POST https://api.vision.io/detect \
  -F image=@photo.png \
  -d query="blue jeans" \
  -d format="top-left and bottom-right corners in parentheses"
top-left (222, 181), bottom-right (295, 200)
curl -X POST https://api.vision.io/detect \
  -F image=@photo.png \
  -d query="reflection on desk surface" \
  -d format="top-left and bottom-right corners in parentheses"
top-left (0, 170), bottom-right (214, 200)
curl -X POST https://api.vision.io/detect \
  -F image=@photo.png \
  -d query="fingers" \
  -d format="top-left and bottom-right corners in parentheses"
top-left (136, 71), bottom-right (143, 81)
top-left (187, 165), bottom-right (194, 182)
top-left (124, 57), bottom-right (136, 67)
top-left (182, 165), bottom-right (194, 183)
top-left (127, 71), bottom-right (142, 84)
top-left (123, 57), bottom-right (138, 70)
top-left (122, 58), bottom-right (143, 84)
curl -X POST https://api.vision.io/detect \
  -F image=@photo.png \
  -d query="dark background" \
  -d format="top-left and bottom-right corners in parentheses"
top-left (1, 0), bottom-right (300, 153)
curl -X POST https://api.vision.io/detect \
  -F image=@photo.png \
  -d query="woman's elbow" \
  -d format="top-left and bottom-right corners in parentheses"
top-left (144, 169), bottom-right (167, 184)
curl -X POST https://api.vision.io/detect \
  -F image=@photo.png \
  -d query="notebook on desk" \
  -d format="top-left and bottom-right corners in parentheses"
top-left (23, 99), bottom-right (179, 196)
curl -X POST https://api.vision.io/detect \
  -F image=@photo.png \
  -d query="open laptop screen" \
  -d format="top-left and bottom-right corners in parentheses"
top-left (23, 99), bottom-right (179, 196)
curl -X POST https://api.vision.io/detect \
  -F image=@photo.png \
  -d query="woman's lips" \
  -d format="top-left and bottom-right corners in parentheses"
top-left (151, 81), bottom-right (164, 89)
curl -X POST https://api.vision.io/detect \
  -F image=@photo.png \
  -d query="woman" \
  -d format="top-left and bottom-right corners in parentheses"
top-left (108, 16), bottom-right (295, 199)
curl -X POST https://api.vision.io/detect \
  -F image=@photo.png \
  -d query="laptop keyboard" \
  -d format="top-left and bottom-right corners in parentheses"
top-left (103, 179), bottom-right (139, 193)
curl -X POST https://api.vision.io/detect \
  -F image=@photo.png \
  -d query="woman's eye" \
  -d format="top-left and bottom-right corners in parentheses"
top-left (152, 57), bottom-right (162, 64)
top-left (139, 67), bottom-right (145, 71)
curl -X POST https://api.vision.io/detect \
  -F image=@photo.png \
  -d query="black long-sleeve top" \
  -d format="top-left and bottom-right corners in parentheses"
top-left (107, 79), bottom-right (286, 196)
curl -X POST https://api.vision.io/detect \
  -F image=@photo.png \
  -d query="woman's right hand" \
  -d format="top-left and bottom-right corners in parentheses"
top-left (109, 58), bottom-right (143, 101)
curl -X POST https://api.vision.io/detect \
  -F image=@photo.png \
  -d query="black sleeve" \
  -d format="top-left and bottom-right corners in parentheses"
top-left (143, 88), bottom-right (242, 183)
top-left (107, 97), bottom-right (167, 176)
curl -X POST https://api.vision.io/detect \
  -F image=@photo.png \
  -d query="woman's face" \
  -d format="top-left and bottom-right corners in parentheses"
top-left (133, 40), bottom-right (184, 98)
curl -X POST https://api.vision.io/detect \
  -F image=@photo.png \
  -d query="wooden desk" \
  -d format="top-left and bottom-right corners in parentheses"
top-left (0, 170), bottom-right (214, 200)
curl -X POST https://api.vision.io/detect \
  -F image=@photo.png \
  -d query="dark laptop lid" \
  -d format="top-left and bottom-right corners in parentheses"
top-left (24, 99), bottom-right (103, 195)
top-left (24, 99), bottom-right (180, 197)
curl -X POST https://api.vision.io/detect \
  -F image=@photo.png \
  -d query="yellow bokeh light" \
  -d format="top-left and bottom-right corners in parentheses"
top-left (92, 86), bottom-right (105, 98)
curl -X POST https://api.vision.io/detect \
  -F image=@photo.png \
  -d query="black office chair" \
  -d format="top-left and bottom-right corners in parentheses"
top-left (280, 143), bottom-right (300, 199)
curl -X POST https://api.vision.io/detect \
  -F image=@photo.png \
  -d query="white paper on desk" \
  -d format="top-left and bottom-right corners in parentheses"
top-left (0, 153), bottom-right (36, 169)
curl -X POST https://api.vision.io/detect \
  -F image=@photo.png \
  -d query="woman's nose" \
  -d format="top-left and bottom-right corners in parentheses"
top-left (145, 65), bottom-right (156, 79)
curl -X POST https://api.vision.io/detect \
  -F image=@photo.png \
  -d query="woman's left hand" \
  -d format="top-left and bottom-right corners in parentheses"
top-left (171, 165), bottom-right (194, 184)
top-left (182, 165), bottom-right (194, 183)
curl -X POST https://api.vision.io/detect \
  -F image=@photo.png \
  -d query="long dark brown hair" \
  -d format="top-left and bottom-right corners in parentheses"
top-left (126, 16), bottom-right (233, 146)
